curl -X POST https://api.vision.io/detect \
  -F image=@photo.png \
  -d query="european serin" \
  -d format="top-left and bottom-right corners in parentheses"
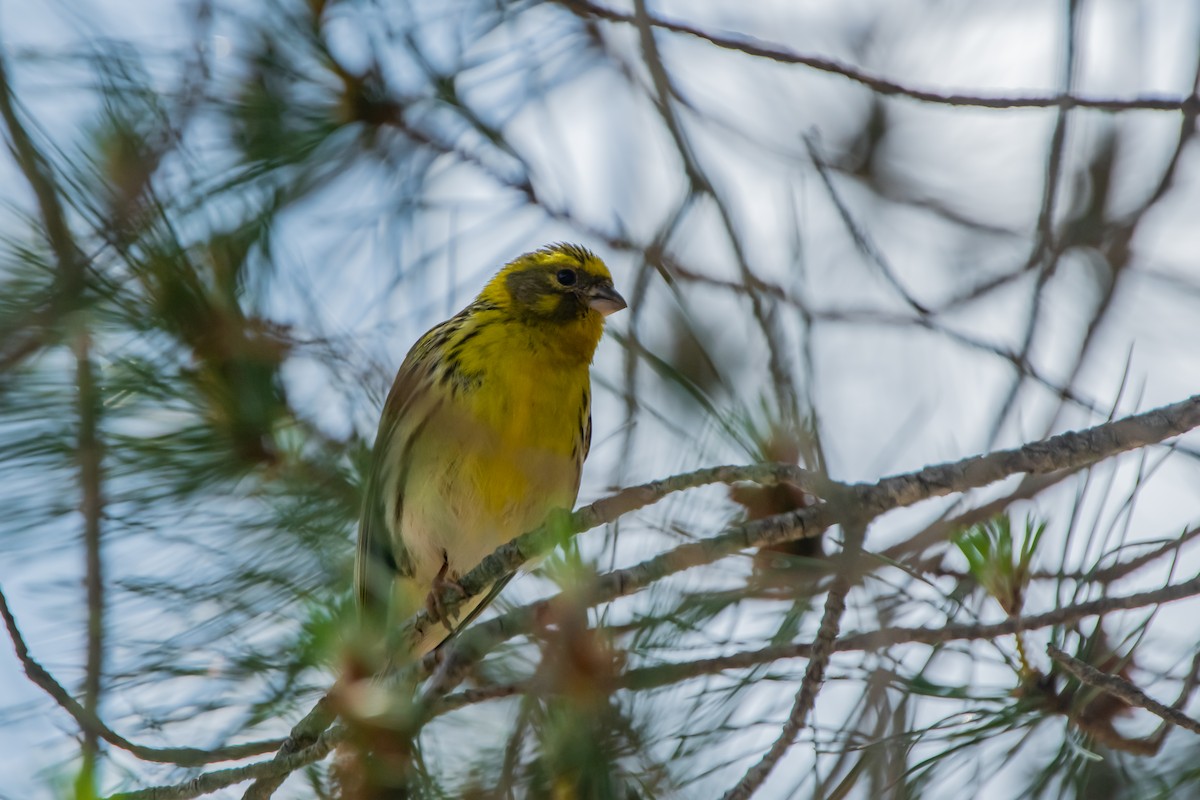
top-left (356, 243), bottom-right (626, 656)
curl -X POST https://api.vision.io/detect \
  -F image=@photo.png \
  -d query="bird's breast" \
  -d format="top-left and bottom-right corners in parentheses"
top-left (402, 341), bottom-right (590, 581)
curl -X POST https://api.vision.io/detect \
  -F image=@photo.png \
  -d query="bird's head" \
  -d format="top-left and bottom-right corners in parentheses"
top-left (482, 243), bottom-right (627, 324)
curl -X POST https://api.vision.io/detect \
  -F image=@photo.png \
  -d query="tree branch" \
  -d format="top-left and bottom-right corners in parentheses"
top-left (102, 727), bottom-right (343, 800)
top-left (1048, 645), bottom-right (1200, 736)
top-left (0, 49), bottom-right (90, 369)
top-left (444, 392), bottom-right (1200, 659)
top-left (0, 586), bottom-right (283, 766)
top-left (396, 462), bottom-right (835, 653)
top-left (721, 523), bottom-right (864, 800)
top-left (620, 571), bottom-right (1200, 692)
top-left (257, 392), bottom-right (1200, 794)
top-left (238, 694), bottom-right (337, 800)
top-left (559, 0), bottom-right (1200, 113)
top-left (75, 325), bottom-right (106, 793)
top-left (435, 569), bottom-right (1200, 719)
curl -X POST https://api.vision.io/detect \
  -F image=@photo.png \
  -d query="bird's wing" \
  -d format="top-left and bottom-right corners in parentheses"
top-left (355, 320), bottom-right (455, 615)
top-left (356, 380), bottom-right (414, 614)
top-left (575, 385), bottom-right (592, 497)
top-left (580, 388), bottom-right (590, 462)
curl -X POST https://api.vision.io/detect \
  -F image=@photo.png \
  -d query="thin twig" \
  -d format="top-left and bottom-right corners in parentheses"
top-left (630, 0), bottom-right (799, 415)
top-left (1090, 526), bottom-right (1200, 584)
top-left (75, 325), bottom-right (106, 791)
top-left (239, 694), bottom-right (337, 799)
top-left (663, 264), bottom-right (1111, 419)
top-left (428, 571), bottom-right (1200, 716)
top-left (0, 586), bottom-right (283, 765)
top-left (721, 522), bottom-right (865, 800)
top-left (886, 471), bottom-right (1075, 567)
top-left (620, 572), bottom-right (1200, 693)
top-left (558, 0), bottom-right (1200, 114)
top-left (102, 727), bottom-right (344, 800)
top-left (986, 0), bottom-right (1080, 447)
top-left (1048, 645), bottom-right (1200, 736)
top-left (0, 51), bottom-right (86, 297)
top-left (804, 136), bottom-right (928, 315)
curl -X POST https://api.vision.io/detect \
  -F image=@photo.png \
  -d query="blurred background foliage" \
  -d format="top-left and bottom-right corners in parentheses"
top-left (3, 0), bottom-right (1200, 798)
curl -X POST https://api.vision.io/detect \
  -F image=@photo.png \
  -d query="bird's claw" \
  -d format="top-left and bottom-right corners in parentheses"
top-left (425, 558), bottom-right (466, 626)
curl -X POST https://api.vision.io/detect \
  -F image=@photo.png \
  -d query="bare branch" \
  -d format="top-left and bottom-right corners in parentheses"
top-left (75, 328), bottom-right (106, 791)
top-left (1048, 645), bottom-right (1200, 737)
top-left (430, 565), bottom-right (1200, 720)
top-left (721, 523), bottom-right (864, 800)
top-left (559, 0), bottom-right (1200, 114)
top-left (238, 695), bottom-right (337, 800)
top-left (102, 727), bottom-right (342, 800)
top-left (0, 586), bottom-right (283, 765)
top-left (621, 571), bottom-right (1200, 692)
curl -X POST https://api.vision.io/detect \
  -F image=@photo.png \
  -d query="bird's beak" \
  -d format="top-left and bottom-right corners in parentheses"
top-left (586, 283), bottom-right (627, 316)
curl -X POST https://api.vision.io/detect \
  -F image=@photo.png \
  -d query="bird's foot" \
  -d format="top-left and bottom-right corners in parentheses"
top-left (425, 557), bottom-right (466, 626)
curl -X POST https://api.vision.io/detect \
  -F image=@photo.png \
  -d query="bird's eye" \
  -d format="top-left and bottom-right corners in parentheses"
top-left (556, 269), bottom-right (577, 287)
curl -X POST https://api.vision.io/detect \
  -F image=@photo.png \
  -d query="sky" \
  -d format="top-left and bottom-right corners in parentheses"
top-left (3, 0), bottom-right (1200, 797)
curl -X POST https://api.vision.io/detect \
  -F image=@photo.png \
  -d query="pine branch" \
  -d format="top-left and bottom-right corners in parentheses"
top-left (620, 571), bottom-right (1200, 692)
top-left (436, 570), bottom-right (1200, 714)
top-left (221, 392), bottom-right (1200, 797)
top-left (0, 586), bottom-right (284, 766)
top-left (416, 391), bottom-right (1200, 668)
top-left (103, 728), bottom-right (343, 800)
top-left (1048, 645), bottom-right (1200, 736)
top-left (721, 522), bottom-right (864, 800)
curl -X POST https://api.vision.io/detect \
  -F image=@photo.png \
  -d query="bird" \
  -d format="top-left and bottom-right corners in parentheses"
top-left (355, 243), bottom-right (626, 658)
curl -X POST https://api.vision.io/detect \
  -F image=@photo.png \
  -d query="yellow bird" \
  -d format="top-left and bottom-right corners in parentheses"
top-left (355, 243), bottom-right (626, 656)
